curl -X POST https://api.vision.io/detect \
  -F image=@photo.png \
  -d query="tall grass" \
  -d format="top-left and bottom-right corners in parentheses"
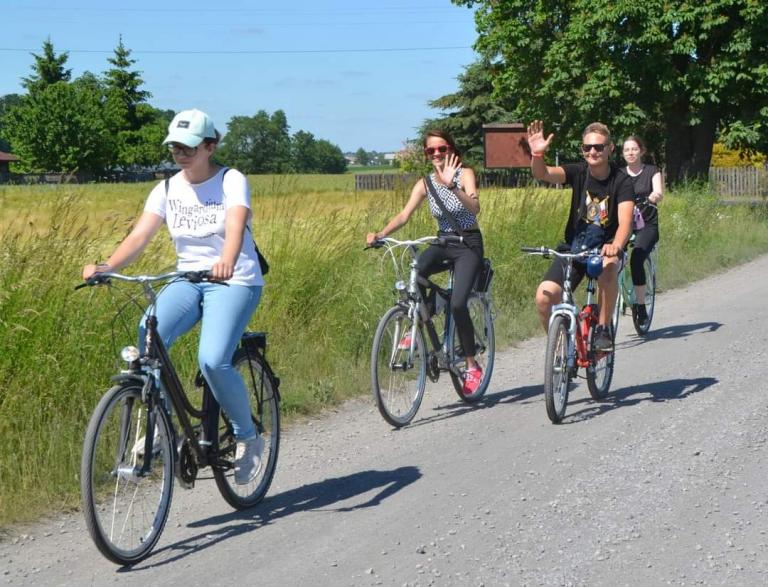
top-left (0, 178), bottom-right (766, 526)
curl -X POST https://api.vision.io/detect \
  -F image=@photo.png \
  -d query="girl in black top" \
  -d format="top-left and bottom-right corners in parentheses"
top-left (622, 136), bottom-right (663, 327)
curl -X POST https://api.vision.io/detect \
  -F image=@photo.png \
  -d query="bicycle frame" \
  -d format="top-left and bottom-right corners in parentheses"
top-left (380, 236), bottom-right (463, 376)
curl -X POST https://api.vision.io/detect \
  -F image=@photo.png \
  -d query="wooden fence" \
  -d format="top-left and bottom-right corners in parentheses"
top-left (708, 167), bottom-right (768, 199)
top-left (0, 169), bottom-right (175, 185)
top-left (354, 168), bottom-right (534, 192)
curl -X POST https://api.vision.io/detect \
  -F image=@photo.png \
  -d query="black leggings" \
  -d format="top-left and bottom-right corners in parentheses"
top-left (630, 224), bottom-right (659, 286)
top-left (416, 231), bottom-right (484, 358)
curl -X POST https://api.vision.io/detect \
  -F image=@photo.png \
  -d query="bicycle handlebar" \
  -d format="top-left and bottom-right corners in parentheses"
top-left (75, 269), bottom-right (217, 290)
top-left (366, 235), bottom-right (463, 250)
top-left (521, 246), bottom-right (600, 260)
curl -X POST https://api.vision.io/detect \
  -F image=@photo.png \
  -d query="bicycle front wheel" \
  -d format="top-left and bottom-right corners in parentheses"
top-left (213, 347), bottom-right (281, 509)
top-left (544, 315), bottom-right (570, 424)
top-left (632, 256), bottom-right (656, 335)
top-left (371, 305), bottom-right (427, 427)
top-left (81, 383), bottom-right (174, 565)
top-left (449, 293), bottom-right (495, 403)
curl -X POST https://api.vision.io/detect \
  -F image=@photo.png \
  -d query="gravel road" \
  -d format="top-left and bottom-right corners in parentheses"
top-left (2, 255), bottom-right (768, 586)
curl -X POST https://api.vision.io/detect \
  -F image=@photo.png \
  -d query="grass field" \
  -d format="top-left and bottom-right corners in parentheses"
top-left (1, 175), bottom-right (767, 526)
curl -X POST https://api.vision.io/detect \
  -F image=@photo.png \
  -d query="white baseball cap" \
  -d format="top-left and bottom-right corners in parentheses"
top-left (163, 109), bottom-right (217, 147)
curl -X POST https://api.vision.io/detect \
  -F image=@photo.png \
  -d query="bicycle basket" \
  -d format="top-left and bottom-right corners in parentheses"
top-left (474, 258), bottom-right (494, 292)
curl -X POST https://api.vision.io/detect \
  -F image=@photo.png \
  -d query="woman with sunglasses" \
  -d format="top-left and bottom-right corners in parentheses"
top-left (526, 120), bottom-right (635, 351)
top-left (82, 108), bottom-right (267, 485)
top-left (365, 129), bottom-right (485, 394)
top-left (622, 135), bottom-right (663, 329)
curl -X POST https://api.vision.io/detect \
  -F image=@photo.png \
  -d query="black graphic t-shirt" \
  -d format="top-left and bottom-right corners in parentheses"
top-left (561, 162), bottom-right (634, 244)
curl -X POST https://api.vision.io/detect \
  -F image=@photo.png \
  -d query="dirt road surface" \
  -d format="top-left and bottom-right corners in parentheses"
top-left (2, 256), bottom-right (768, 586)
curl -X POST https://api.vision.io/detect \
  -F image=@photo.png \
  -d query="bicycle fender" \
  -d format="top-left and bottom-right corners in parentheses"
top-left (549, 307), bottom-right (576, 336)
top-left (109, 373), bottom-right (146, 385)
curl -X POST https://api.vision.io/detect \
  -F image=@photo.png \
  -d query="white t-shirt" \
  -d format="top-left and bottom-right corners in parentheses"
top-left (144, 167), bottom-right (264, 286)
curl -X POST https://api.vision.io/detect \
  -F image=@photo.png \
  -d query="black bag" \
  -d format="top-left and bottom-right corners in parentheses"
top-left (474, 257), bottom-right (494, 293)
top-left (255, 245), bottom-right (269, 275)
top-left (570, 223), bottom-right (605, 254)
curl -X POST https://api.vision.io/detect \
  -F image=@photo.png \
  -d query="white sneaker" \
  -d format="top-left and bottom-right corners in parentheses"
top-left (131, 425), bottom-right (162, 460)
top-left (234, 434), bottom-right (265, 485)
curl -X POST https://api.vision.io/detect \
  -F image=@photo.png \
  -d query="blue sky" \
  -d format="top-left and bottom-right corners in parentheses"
top-left (1, 1), bottom-right (480, 152)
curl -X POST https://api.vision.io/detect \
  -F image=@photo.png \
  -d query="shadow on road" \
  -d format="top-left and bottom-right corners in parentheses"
top-left (564, 376), bottom-right (719, 423)
top-left (616, 321), bottom-right (722, 350)
top-left (123, 466), bottom-right (421, 571)
top-left (406, 384), bottom-right (541, 429)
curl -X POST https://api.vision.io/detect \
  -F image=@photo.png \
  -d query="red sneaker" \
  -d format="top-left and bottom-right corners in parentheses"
top-left (398, 333), bottom-right (412, 350)
top-left (462, 364), bottom-right (483, 395)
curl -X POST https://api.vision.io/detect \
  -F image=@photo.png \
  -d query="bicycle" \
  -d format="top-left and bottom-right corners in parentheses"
top-left (368, 236), bottom-right (495, 427)
top-left (612, 199), bottom-right (658, 336)
top-left (522, 246), bottom-right (615, 424)
top-left (78, 270), bottom-right (280, 565)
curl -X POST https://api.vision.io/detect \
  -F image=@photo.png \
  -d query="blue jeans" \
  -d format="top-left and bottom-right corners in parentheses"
top-left (139, 281), bottom-right (262, 439)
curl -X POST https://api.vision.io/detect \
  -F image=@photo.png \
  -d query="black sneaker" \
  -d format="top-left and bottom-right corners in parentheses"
top-left (593, 325), bottom-right (613, 352)
top-left (633, 303), bottom-right (648, 327)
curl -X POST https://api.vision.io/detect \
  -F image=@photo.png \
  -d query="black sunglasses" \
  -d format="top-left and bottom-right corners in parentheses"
top-left (424, 145), bottom-right (451, 156)
top-left (582, 143), bottom-right (607, 153)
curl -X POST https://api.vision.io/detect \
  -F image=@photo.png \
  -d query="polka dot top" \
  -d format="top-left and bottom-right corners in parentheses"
top-left (425, 169), bottom-right (478, 232)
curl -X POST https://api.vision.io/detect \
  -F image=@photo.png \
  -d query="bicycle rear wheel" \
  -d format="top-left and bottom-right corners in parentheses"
top-left (213, 347), bottom-right (280, 509)
top-left (449, 293), bottom-right (495, 403)
top-left (632, 256), bottom-right (656, 335)
top-left (544, 315), bottom-right (570, 424)
top-left (81, 383), bottom-right (174, 565)
top-left (587, 326), bottom-right (615, 400)
top-left (371, 305), bottom-right (427, 427)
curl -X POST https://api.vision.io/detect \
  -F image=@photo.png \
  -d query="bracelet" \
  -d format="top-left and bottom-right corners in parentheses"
top-left (531, 152), bottom-right (544, 159)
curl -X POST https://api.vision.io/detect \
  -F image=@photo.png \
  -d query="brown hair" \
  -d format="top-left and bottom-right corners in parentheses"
top-left (582, 122), bottom-right (611, 144)
top-left (423, 129), bottom-right (462, 158)
top-left (203, 129), bottom-right (222, 146)
top-left (622, 135), bottom-right (646, 152)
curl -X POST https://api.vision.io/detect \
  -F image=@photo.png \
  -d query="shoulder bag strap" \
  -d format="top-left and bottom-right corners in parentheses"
top-left (423, 175), bottom-right (465, 237)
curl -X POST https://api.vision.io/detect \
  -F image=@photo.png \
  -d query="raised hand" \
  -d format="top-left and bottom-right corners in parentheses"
top-left (436, 152), bottom-right (462, 186)
top-left (527, 120), bottom-right (554, 156)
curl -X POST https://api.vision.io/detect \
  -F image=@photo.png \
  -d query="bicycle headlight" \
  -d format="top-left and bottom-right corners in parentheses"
top-left (394, 280), bottom-right (406, 291)
top-left (120, 345), bottom-right (141, 363)
top-left (586, 255), bottom-right (603, 278)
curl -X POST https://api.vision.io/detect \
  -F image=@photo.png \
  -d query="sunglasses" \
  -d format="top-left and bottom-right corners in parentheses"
top-left (167, 143), bottom-right (198, 157)
top-left (581, 143), bottom-right (607, 153)
top-left (424, 145), bottom-right (451, 156)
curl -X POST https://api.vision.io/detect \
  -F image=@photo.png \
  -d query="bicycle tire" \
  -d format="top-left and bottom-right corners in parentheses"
top-left (587, 325), bottom-right (615, 401)
top-left (371, 305), bottom-right (427, 427)
top-left (632, 256), bottom-right (656, 335)
top-left (544, 315), bottom-right (570, 424)
top-left (213, 347), bottom-right (280, 509)
top-left (449, 293), bottom-right (495, 403)
top-left (81, 383), bottom-right (174, 565)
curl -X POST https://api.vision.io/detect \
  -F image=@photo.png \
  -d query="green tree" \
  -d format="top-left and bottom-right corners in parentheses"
top-left (423, 59), bottom-right (514, 168)
top-left (291, 130), bottom-right (318, 172)
top-left (102, 37), bottom-right (166, 169)
top-left (21, 39), bottom-right (71, 94)
top-left (103, 36), bottom-right (151, 131)
top-left (218, 110), bottom-right (292, 173)
top-left (354, 147), bottom-right (370, 166)
top-left (314, 139), bottom-right (347, 173)
top-left (0, 94), bottom-right (23, 152)
top-left (454, 0), bottom-right (768, 182)
top-left (2, 77), bottom-right (113, 174)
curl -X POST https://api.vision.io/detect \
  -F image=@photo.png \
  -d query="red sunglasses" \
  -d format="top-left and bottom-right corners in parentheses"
top-left (424, 145), bottom-right (451, 156)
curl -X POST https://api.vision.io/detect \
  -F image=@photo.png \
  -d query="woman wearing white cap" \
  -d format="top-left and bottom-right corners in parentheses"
top-left (82, 108), bottom-right (266, 484)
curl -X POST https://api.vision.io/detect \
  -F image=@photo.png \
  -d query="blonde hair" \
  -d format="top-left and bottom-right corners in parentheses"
top-left (582, 122), bottom-right (611, 143)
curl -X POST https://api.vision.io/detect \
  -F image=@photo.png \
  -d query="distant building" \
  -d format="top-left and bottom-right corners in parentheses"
top-left (0, 150), bottom-right (19, 174)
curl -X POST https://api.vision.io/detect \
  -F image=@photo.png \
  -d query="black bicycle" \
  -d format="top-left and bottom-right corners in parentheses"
top-left (368, 236), bottom-right (495, 427)
top-left (78, 270), bottom-right (280, 565)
